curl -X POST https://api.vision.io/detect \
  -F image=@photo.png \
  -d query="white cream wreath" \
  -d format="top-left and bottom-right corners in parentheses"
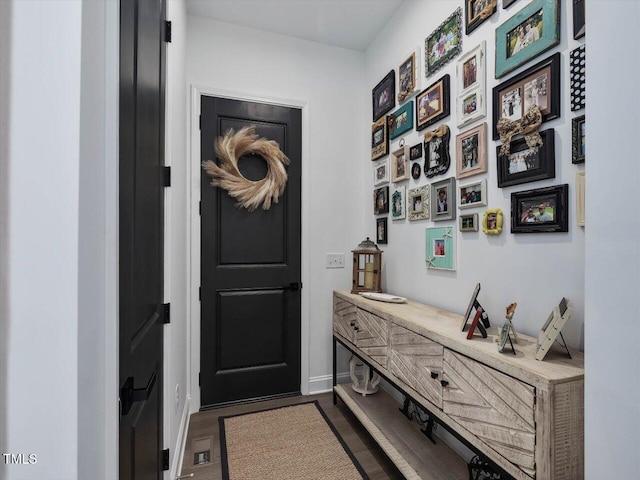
top-left (201, 126), bottom-right (290, 211)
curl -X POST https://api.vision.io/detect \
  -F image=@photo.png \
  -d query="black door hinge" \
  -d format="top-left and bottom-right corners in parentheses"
top-left (163, 303), bottom-right (170, 324)
top-left (162, 448), bottom-right (169, 470)
top-left (199, 201), bottom-right (202, 216)
top-left (164, 21), bottom-right (172, 43)
top-left (199, 286), bottom-right (202, 301)
top-left (163, 166), bottom-right (171, 187)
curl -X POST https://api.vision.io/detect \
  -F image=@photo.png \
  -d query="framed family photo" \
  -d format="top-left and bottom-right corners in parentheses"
top-left (373, 186), bottom-right (389, 215)
top-left (458, 179), bottom-right (487, 210)
top-left (408, 185), bottom-right (430, 221)
top-left (426, 226), bottom-right (455, 271)
top-left (425, 8), bottom-right (462, 77)
top-left (373, 158), bottom-right (389, 186)
top-left (456, 123), bottom-right (487, 179)
top-left (416, 74), bottom-right (450, 131)
top-left (460, 213), bottom-right (479, 232)
top-left (495, 0), bottom-right (560, 78)
top-left (572, 115), bottom-right (585, 164)
top-left (409, 142), bottom-right (423, 160)
top-left (424, 125), bottom-right (451, 178)
top-left (389, 101), bottom-right (414, 139)
top-left (465, 0), bottom-right (496, 35)
top-left (398, 49), bottom-right (420, 104)
top-left (456, 42), bottom-right (486, 128)
top-left (492, 52), bottom-right (560, 139)
top-left (411, 162), bottom-right (422, 179)
top-left (372, 70), bottom-right (395, 121)
top-left (511, 184), bottom-right (568, 233)
top-left (371, 117), bottom-right (389, 161)
top-left (431, 177), bottom-right (456, 222)
top-left (391, 146), bottom-right (409, 182)
top-left (496, 128), bottom-right (555, 187)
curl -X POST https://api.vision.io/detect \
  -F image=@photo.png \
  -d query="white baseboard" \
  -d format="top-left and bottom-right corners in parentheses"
top-left (170, 395), bottom-right (191, 480)
top-left (308, 372), bottom-right (350, 394)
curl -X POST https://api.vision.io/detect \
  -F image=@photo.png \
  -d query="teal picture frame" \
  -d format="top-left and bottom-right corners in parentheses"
top-left (495, 0), bottom-right (560, 79)
top-left (426, 226), bottom-right (456, 271)
top-left (389, 101), bottom-right (414, 139)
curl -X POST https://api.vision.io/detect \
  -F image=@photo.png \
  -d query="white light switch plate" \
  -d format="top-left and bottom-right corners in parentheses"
top-left (326, 253), bottom-right (345, 268)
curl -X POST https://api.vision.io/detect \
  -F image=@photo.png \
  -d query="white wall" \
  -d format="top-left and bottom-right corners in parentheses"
top-left (186, 15), bottom-right (366, 401)
top-left (4, 1), bottom-right (82, 478)
top-left (165, 0), bottom-right (190, 477)
top-left (585, 2), bottom-right (640, 478)
top-left (364, 0), bottom-right (585, 347)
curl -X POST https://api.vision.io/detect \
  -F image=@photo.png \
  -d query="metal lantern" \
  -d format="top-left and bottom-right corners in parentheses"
top-left (351, 237), bottom-right (382, 294)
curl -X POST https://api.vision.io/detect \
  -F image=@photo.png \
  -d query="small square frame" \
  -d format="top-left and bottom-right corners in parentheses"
top-left (459, 213), bottom-right (479, 232)
top-left (408, 185), bottom-right (430, 221)
top-left (431, 177), bottom-right (456, 222)
top-left (483, 208), bottom-right (504, 234)
top-left (458, 179), bottom-right (487, 210)
top-left (409, 143), bottom-right (423, 161)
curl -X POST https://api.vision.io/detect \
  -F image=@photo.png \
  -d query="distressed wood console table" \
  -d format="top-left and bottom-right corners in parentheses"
top-left (332, 290), bottom-right (584, 480)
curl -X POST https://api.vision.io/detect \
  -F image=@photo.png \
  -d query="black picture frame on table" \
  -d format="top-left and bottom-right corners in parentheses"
top-left (376, 217), bottom-right (388, 244)
top-left (511, 184), bottom-right (568, 233)
top-left (372, 71), bottom-right (395, 121)
top-left (572, 115), bottom-right (585, 164)
top-left (573, 0), bottom-right (585, 39)
top-left (465, 0), bottom-right (497, 35)
top-left (492, 52), bottom-right (561, 140)
top-left (415, 74), bottom-right (450, 132)
top-left (497, 128), bottom-right (555, 187)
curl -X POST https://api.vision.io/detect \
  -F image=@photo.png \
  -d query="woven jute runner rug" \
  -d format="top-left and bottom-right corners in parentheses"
top-left (219, 400), bottom-right (369, 480)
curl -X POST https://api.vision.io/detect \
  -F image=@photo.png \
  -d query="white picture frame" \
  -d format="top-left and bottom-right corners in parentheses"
top-left (391, 185), bottom-right (406, 220)
top-left (373, 158), bottom-right (389, 186)
top-left (458, 178), bottom-right (487, 209)
top-left (535, 297), bottom-right (574, 361)
top-left (456, 41), bottom-right (486, 128)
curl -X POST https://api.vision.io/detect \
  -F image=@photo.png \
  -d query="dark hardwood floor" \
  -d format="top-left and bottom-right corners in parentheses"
top-left (179, 392), bottom-right (405, 479)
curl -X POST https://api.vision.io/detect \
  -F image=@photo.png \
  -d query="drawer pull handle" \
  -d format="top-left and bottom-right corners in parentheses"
top-left (440, 380), bottom-right (449, 387)
top-left (354, 326), bottom-right (359, 331)
top-left (349, 322), bottom-right (355, 327)
top-left (430, 372), bottom-right (439, 379)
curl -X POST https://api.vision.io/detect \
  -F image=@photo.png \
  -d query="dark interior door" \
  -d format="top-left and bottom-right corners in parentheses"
top-left (200, 96), bottom-right (302, 408)
top-left (119, 0), bottom-right (166, 478)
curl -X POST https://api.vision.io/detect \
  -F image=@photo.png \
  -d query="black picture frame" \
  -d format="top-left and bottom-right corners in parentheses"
top-left (415, 74), bottom-right (450, 131)
top-left (371, 117), bottom-right (389, 161)
top-left (373, 186), bottom-right (389, 215)
top-left (372, 70), bottom-right (396, 121)
top-left (572, 115), bottom-right (585, 164)
top-left (573, 0), bottom-right (585, 39)
top-left (411, 162), bottom-right (422, 179)
top-left (462, 283), bottom-right (481, 331)
top-left (570, 45), bottom-right (585, 111)
top-left (424, 126), bottom-right (451, 178)
top-left (511, 184), bottom-right (568, 233)
top-left (492, 52), bottom-right (561, 140)
top-left (409, 142), bottom-right (423, 160)
top-left (465, 0), bottom-right (497, 35)
top-left (497, 128), bottom-right (555, 187)
top-left (376, 217), bottom-right (388, 244)
top-left (503, 0), bottom-right (519, 8)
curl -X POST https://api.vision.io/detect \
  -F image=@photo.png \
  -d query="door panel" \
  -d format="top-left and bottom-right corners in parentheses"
top-left (119, 0), bottom-right (165, 477)
top-left (200, 96), bottom-right (301, 408)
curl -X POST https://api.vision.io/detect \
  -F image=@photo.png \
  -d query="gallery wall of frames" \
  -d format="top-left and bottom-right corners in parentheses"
top-left (364, 0), bottom-right (585, 348)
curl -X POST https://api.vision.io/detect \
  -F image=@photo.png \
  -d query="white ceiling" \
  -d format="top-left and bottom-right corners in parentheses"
top-left (185, 0), bottom-right (404, 52)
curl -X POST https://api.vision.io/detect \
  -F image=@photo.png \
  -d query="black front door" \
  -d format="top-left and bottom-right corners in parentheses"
top-left (119, 0), bottom-right (166, 478)
top-left (200, 96), bottom-right (302, 408)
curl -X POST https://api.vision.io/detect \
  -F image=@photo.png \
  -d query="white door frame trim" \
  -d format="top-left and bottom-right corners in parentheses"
top-left (187, 85), bottom-right (311, 412)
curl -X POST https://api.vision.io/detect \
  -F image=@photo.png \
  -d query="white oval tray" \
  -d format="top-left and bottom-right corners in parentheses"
top-left (359, 292), bottom-right (407, 303)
